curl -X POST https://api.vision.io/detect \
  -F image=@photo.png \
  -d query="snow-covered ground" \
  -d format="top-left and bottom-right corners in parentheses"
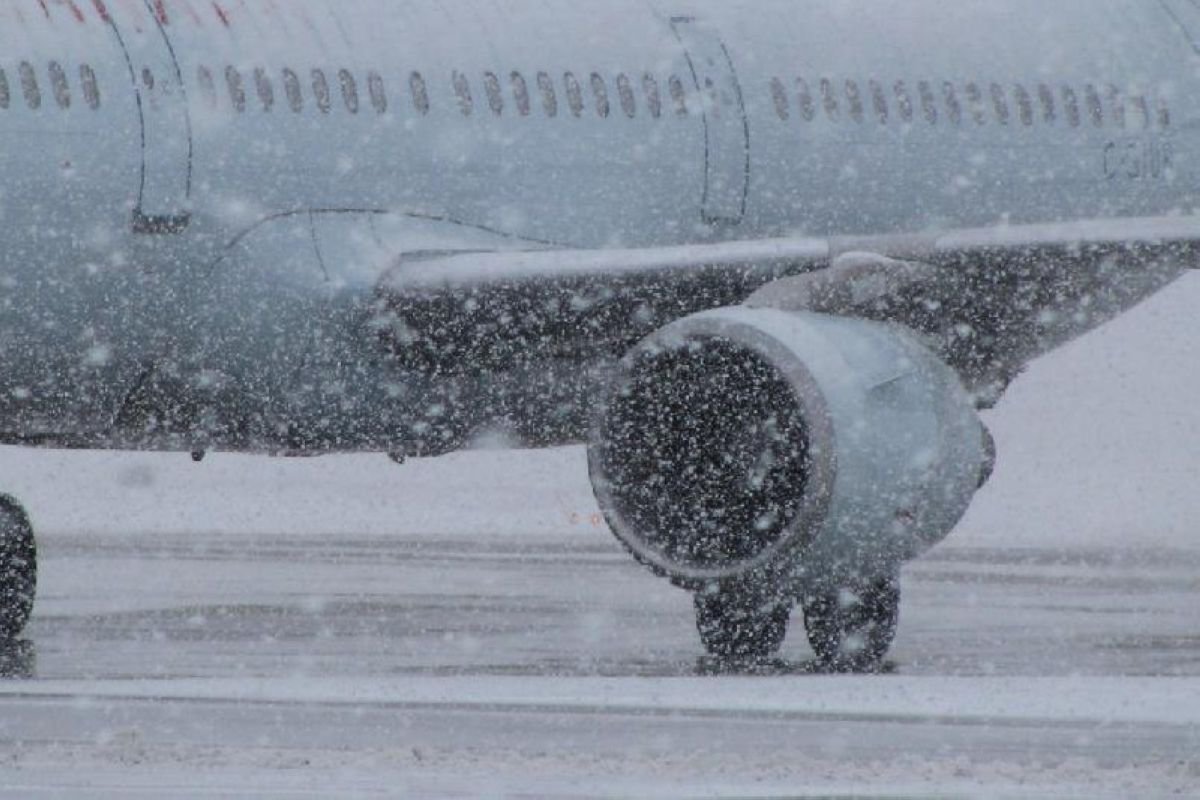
top-left (1, 274), bottom-right (1199, 797)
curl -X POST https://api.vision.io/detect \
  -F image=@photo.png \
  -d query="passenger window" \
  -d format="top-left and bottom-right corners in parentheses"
top-left (368, 71), bottom-right (387, 113)
top-left (483, 71), bottom-right (503, 115)
top-left (1106, 85), bottom-right (1124, 128)
top-left (511, 72), bottom-right (530, 116)
top-left (1037, 84), bottom-right (1055, 123)
top-left (537, 72), bottom-right (557, 117)
top-left (453, 71), bottom-right (473, 115)
top-left (312, 69), bottom-right (331, 114)
top-left (254, 67), bottom-right (274, 111)
top-left (564, 72), bottom-right (583, 117)
top-left (0, 69), bottom-right (8, 109)
top-left (1062, 86), bottom-right (1080, 127)
top-left (869, 80), bottom-right (888, 123)
top-left (339, 69), bottom-right (359, 113)
top-left (893, 80), bottom-right (913, 122)
top-left (990, 83), bottom-right (1009, 124)
top-left (845, 80), bottom-right (864, 122)
top-left (48, 61), bottom-right (70, 109)
top-left (1084, 84), bottom-right (1103, 126)
top-left (142, 67), bottom-right (155, 93)
top-left (617, 73), bottom-right (636, 118)
top-left (942, 81), bottom-right (962, 125)
top-left (1130, 95), bottom-right (1149, 128)
top-left (964, 82), bottom-right (986, 124)
top-left (591, 73), bottom-right (609, 118)
top-left (80, 64), bottom-right (100, 109)
top-left (1157, 97), bottom-right (1170, 128)
top-left (669, 75), bottom-right (688, 116)
top-left (795, 78), bottom-right (815, 121)
top-left (283, 68), bottom-right (303, 112)
top-left (643, 73), bottom-right (661, 118)
top-left (20, 62), bottom-right (41, 110)
top-left (1014, 85), bottom-right (1033, 126)
top-left (197, 65), bottom-right (217, 109)
top-left (918, 80), bottom-right (937, 124)
top-left (819, 77), bottom-right (838, 119)
top-left (770, 77), bottom-right (789, 120)
top-left (410, 72), bottom-right (430, 115)
top-left (226, 66), bottom-right (246, 112)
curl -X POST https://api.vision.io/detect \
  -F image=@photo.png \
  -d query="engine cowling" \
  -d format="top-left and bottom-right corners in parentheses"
top-left (588, 307), bottom-right (989, 592)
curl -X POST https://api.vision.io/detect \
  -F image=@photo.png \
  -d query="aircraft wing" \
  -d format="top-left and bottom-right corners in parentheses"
top-left (376, 213), bottom-right (1197, 399)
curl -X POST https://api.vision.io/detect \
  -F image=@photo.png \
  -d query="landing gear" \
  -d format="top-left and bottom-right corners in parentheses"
top-left (694, 582), bottom-right (791, 662)
top-left (0, 496), bottom-right (36, 642)
top-left (800, 576), bottom-right (899, 673)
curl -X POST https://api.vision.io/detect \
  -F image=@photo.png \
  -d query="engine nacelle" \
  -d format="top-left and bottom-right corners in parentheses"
top-left (588, 308), bottom-right (989, 592)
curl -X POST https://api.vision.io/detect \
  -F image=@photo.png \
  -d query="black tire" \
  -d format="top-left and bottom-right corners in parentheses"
top-left (694, 584), bottom-right (791, 660)
top-left (0, 497), bottom-right (36, 641)
top-left (801, 576), bottom-right (899, 672)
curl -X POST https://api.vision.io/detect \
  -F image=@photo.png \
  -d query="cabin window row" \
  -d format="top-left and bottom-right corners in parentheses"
top-left (0, 62), bottom-right (100, 111)
top-left (770, 77), bottom-right (1171, 130)
top-left (450, 70), bottom-right (692, 119)
top-left (196, 65), bottom-right (402, 115)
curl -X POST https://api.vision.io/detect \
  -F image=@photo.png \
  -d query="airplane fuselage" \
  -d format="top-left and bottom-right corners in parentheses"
top-left (0, 0), bottom-right (1196, 453)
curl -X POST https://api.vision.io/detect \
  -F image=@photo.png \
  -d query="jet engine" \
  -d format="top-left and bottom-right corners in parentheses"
top-left (588, 308), bottom-right (991, 668)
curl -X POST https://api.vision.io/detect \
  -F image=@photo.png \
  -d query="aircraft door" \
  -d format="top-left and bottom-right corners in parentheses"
top-left (671, 18), bottom-right (750, 226)
top-left (104, 1), bottom-right (193, 234)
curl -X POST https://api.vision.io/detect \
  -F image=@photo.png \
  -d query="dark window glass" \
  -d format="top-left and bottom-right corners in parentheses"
top-left (669, 75), bottom-right (688, 116)
top-left (893, 80), bottom-right (913, 122)
top-left (869, 80), bottom-right (887, 123)
top-left (511, 72), bottom-right (530, 116)
top-left (1014, 85), bottom-right (1033, 126)
top-left (410, 72), bottom-right (429, 115)
top-left (1038, 83), bottom-right (1056, 123)
top-left (368, 71), bottom-right (387, 113)
top-left (254, 67), bottom-right (274, 111)
top-left (942, 81), bottom-right (961, 125)
top-left (1130, 94), bottom-right (1149, 128)
top-left (0, 69), bottom-right (8, 109)
top-left (820, 77), bottom-right (838, 119)
top-left (564, 72), bottom-right (583, 117)
top-left (197, 66), bottom-right (216, 108)
top-left (796, 77), bottom-right (815, 121)
top-left (1062, 86), bottom-right (1080, 127)
top-left (483, 71), bottom-right (502, 115)
top-left (643, 73), bottom-right (661, 118)
top-left (590, 73), bottom-right (609, 118)
top-left (141, 67), bottom-right (155, 93)
top-left (225, 66), bottom-right (245, 112)
top-left (537, 72), bottom-right (557, 117)
top-left (965, 82), bottom-right (986, 124)
top-left (1157, 97), bottom-right (1170, 128)
top-left (845, 80), bottom-right (864, 122)
top-left (339, 69), bottom-right (359, 113)
top-left (282, 68), bottom-right (302, 112)
top-left (918, 80), bottom-right (937, 124)
top-left (48, 61), bottom-right (70, 109)
top-left (616, 73), bottom-right (635, 117)
top-left (1085, 84), bottom-right (1103, 126)
top-left (990, 83), bottom-right (1009, 124)
top-left (1106, 85), bottom-right (1125, 128)
top-left (80, 64), bottom-right (99, 109)
top-left (312, 69), bottom-right (331, 114)
top-left (453, 71), bottom-right (473, 116)
top-left (770, 76), bottom-right (788, 120)
top-left (20, 62), bottom-right (40, 110)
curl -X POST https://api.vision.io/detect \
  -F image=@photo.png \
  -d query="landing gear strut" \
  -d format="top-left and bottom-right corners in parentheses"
top-left (800, 576), bottom-right (899, 672)
top-left (0, 496), bottom-right (36, 642)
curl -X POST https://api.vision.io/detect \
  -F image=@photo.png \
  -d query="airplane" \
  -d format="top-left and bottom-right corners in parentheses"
top-left (0, 0), bottom-right (1197, 672)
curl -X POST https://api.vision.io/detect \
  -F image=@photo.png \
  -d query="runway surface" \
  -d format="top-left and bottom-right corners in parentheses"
top-left (2, 276), bottom-right (1200, 797)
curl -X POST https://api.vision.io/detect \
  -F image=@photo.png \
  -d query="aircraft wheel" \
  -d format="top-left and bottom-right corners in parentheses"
top-left (694, 583), bottom-right (791, 661)
top-left (0, 496), bottom-right (36, 641)
top-left (801, 576), bottom-right (899, 673)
